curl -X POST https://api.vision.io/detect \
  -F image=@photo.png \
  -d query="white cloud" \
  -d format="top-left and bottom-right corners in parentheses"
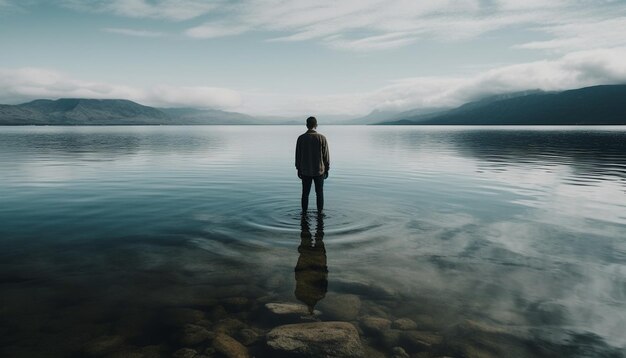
top-left (185, 23), bottom-right (247, 38)
top-left (103, 27), bottom-right (165, 37)
top-left (514, 17), bottom-right (626, 52)
top-left (0, 68), bottom-right (241, 109)
top-left (1, 47), bottom-right (625, 116)
top-left (145, 85), bottom-right (242, 108)
top-left (62, 0), bottom-right (218, 21)
top-left (236, 47), bottom-right (626, 116)
top-left (182, 0), bottom-right (626, 51)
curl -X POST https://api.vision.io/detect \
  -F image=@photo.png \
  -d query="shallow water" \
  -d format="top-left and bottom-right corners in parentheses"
top-left (0, 125), bottom-right (625, 357)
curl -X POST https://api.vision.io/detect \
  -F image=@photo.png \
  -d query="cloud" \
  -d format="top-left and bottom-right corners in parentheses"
top-left (1, 47), bottom-right (625, 116)
top-left (182, 0), bottom-right (626, 51)
top-left (145, 85), bottom-right (242, 108)
top-left (513, 17), bottom-right (626, 52)
top-left (236, 47), bottom-right (626, 116)
top-left (185, 23), bottom-right (248, 39)
top-left (103, 27), bottom-right (165, 37)
top-left (0, 68), bottom-right (241, 109)
top-left (61, 0), bottom-right (218, 21)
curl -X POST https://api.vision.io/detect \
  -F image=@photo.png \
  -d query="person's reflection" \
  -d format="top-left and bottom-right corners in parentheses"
top-left (294, 214), bottom-right (328, 314)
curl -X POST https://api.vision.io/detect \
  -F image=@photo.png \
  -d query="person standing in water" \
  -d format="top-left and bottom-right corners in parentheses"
top-left (295, 116), bottom-right (330, 213)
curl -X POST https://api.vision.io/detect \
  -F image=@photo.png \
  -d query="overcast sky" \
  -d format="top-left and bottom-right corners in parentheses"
top-left (1, 0), bottom-right (625, 117)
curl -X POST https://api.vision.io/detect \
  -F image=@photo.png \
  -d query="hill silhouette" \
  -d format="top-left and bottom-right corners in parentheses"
top-left (381, 85), bottom-right (626, 125)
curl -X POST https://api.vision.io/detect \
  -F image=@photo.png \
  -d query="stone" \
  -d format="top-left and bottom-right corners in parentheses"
top-left (414, 315), bottom-right (437, 330)
top-left (362, 344), bottom-right (387, 358)
top-left (195, 319), bottom-right (213, 329)
top-left (179, 324), bottom-right (213, 346)
top-left (392, 318), bottom-right (418, 331)
top-left (236, 328), bottom-right (260, 346)
top-left (214, 318), bottom-right (246, 336)
top-left (448, 320), bottom-right (532, 358)
top-left (362, 302), bottom-right (389, 319)
top-left (400, 331), bottom-right (443, 352)
top-left (172, 348), bottom-right (198, 358)
top-left (380, 329), bottom-right (401, 349)
top-left (266, 303), bottom-right (320, 316)
top-left (360, 316), bottom-right (391, 336)
top-left (391, 346), bottom-right (410, 358)
top-left (83, 335), bottom-right (125, 356)
top-left (266, 321), bottom-right (364, 358)
top-left (213, 333), bottom-right (250, 358)
top-left (264, 302), bottom-right (321, 324)
top-left (207, 305), bottom-right (228, 321)
top-left (332, 278), bottom-right (397, 299)
top-left (318, 294), bottom-right (361, 321)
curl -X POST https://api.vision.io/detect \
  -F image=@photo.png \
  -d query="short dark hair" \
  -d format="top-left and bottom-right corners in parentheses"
top-left (306, 116), bottom-right (317, 129)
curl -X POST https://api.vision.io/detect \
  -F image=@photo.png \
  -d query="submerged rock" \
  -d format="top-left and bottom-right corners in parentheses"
top-left (392, 318), bottom-right (418, 331)
top-left (213, 333), bottom-right (250, 358)
top-left (214, 318), bottom-right (247, 336)
top-left (362, 344), bottom-right (387, 358)
top-left (391, 346), bottom-right (410, 358)
top-left (400, 331), bottom-right (443, 352)
top-left (207, 305), bottom-right (228, 321)
top-left (178, 323), bottom-right (213, 346)
top-left (380, 329), bottom-right (402, 349)
top-left (332, 278), bottom-right (397, 299)
top-left (236, 328), bottom-right (260, 346)
top-left (266, 302), bottom-right (321, 316)
top-left (318, 294), bottom-right (361, 321)
top-left (359, 316), bottom-right (391, 335)
top-left (172, 347), bottom-right (198, 358)
top-left (266, 321), bottom-right (364, 357)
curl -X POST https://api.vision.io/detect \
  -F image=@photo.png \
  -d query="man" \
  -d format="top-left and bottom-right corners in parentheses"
top-left (295, 116), bottom-right (330, 213)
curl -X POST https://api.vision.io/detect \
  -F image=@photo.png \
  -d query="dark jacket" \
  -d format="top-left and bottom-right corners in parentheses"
top-left (295, 129), bottom-right (330, 177)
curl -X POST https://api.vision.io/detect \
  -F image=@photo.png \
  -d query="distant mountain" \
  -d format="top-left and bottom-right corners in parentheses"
top-left (0, 98), bottom-right (266, 125)
top-left (381, 85), bottom-right (626, 125)
top-left (159, 107), bottom-right (258, 125)
top-left (0, 99), bottom-right (171, 125)
top-left (345, 107), bottom-right (449, 125)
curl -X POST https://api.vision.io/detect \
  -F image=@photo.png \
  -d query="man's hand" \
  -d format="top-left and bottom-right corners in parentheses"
top-left (297, 170), bottom-right (303, 179)
top-left (323, 170), bottom-right (329, 179)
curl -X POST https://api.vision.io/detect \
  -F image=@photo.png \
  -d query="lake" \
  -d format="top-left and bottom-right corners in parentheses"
top-left (0, 125), bottom-right (625, 357)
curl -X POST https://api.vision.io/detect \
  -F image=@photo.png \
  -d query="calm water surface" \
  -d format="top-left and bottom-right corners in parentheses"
top-left (1, 126), bottom-right (625, 357)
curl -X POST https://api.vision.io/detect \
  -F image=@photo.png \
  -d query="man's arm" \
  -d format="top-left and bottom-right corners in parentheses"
top-left (295, 137), bottom-right (302, 178)
top-left (322, 137), bottom-right (330, 176)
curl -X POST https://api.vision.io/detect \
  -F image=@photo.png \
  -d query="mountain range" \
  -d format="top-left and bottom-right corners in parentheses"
top-left (0, 84), bottom-right (625, 125)
top-left (0, 98), bottom-right (297, 125)
top-left (379, 84), bottom-right (626, 125)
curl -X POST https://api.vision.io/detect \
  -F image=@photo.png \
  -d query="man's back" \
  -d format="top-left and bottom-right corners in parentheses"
top-left (295, 129), bottom-right (330, 177)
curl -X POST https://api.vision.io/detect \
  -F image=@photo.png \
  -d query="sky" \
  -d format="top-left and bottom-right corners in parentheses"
top-left (0, 0), bottom-right (625, 117)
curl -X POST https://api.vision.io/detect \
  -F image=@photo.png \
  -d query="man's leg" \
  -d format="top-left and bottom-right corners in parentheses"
top-left (313, 175), bottom-right (324, 213)
top-left (301, 176), bottom-right (313, 212)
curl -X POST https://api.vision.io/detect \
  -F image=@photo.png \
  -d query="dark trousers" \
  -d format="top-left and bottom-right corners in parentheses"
top-left (301, 175), bottom-right (324, 212)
